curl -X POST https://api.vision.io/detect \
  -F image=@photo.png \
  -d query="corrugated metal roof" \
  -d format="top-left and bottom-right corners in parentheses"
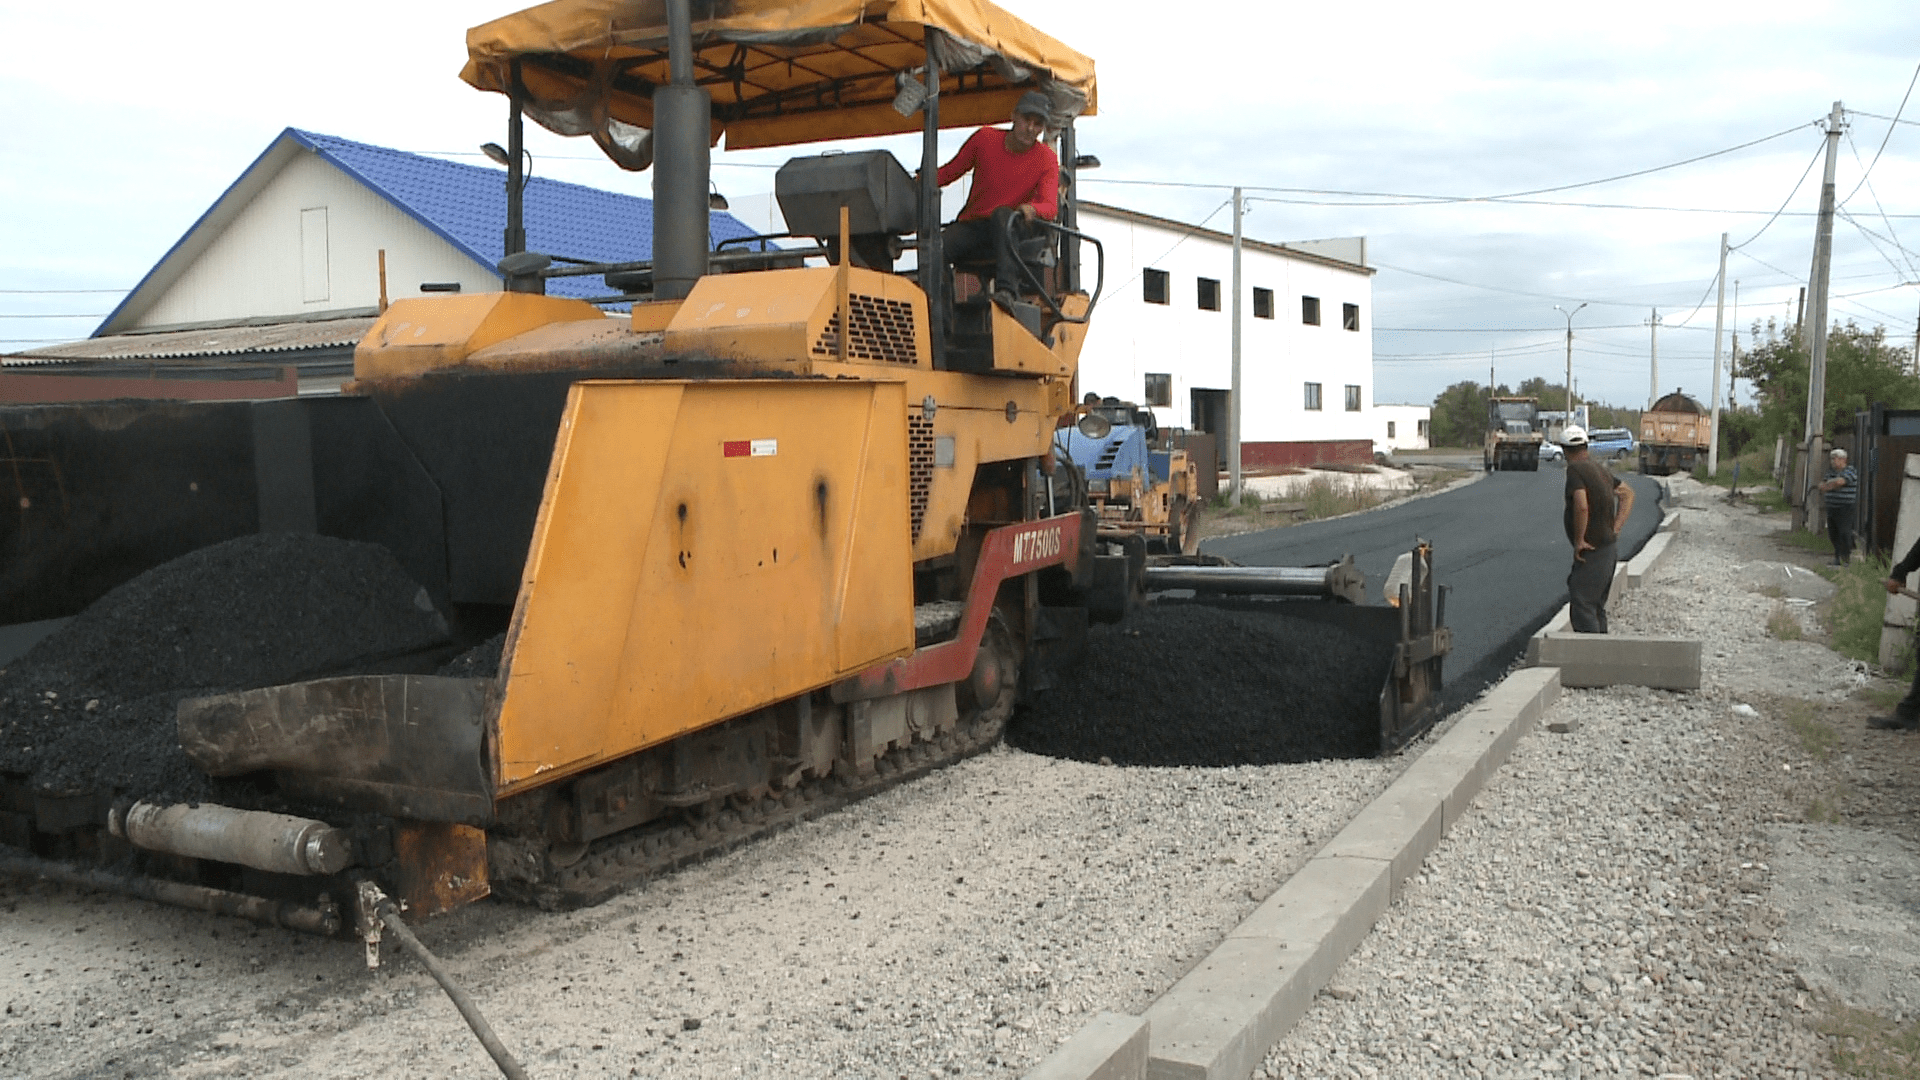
top-left (291, 129), bottom-right (762, 303)
top-left (5, 316), bottom-right (377, 365)
top-left (90, 128), bottom-right (769, 335)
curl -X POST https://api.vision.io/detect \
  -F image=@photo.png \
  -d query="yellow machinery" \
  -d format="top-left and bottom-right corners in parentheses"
top-left (0, 0), bottom-right (1451, 953)
top-left (151, 0), bottom-right (1109, 918)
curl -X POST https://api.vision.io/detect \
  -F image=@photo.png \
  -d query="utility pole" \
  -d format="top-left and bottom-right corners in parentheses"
top-left (1229, 186), bottom-right (1243, 507)
top-left (1709, 232), bottom-right (1728, 477)
top-left (1730, 280), bottom-right (1740, 408)
top-left (1912, 292), bottom-right (1919, 376)
top-left (1556, 302), bottom-right (1586, 423)
top-left (1797, 100), bottom-right (1844, 532)
top-left (1647, 308), bottom-right (1660, 409)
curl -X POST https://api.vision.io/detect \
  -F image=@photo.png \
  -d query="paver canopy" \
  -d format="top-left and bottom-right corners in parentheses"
top-left (462, 0), bottom-right (1098, 152)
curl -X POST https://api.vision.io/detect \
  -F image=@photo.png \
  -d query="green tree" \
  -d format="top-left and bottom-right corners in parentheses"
top-left (1429, 380), bottom-right (1512, 446)
top-left (1737, 321), bottom-right (1920, 440)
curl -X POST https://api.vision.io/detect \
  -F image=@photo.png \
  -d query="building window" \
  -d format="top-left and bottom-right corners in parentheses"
top-left (1253, 287), bottom-right (1273, 319)
top-left (1345, 385), bottom-right (1362, 412)
top-left (1387, 421), bottom-right (1397, 439)
top-left (1143, 268), bottom-right (1169, 305)
top-left (1144, 373), bottom-right (1172, 407)
top-left (1302, 296), bottom-right (1321, 325)
top-left (1197, 277), bottom-right (1221, 311)
top-left (1343, 302), bottom-right (1360, 331)
top-left (1417, 419), bottom-right (1430, 438)
top-left (1304, 382), bottom-right (1322, 411)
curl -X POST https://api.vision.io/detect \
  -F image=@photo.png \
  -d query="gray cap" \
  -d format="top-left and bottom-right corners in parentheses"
top-left (1015, 90), bottom-right (1052, 120)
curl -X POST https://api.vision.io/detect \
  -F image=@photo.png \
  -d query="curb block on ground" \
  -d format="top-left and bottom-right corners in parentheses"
top-left (1532, 633), bottom-right (1701, 690)
top-left (1022, 1013), bottom-right (1149, 1080)
top-left (1089, 667), bottom-right (1565, 1080)
top-left (1625, 532), bottom-right (1675, 587)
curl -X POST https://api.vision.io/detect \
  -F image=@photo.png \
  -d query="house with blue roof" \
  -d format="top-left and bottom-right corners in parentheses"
top-left (95, 127), bottom-right (760, 336)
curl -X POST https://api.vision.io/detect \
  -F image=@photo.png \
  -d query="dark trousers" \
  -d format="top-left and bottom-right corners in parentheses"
top-left (1827, 502), bottom-right (1856, 563)
top-left (1567, 542), bottom-right (1618, 634)
top-left (1899, 658), bottom-right (1920, 720)
top-left (943, 206), bottom-right (1035, 297)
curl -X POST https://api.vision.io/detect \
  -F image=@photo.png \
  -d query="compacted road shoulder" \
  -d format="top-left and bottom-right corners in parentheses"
top-left (1204, 466), bottom-right (1662, 707)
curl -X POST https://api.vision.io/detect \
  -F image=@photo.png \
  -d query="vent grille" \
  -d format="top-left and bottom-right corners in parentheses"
top-left (908, 415), bottom-right (935, 543)
top-left (814, 294), bottom-right (919, 364)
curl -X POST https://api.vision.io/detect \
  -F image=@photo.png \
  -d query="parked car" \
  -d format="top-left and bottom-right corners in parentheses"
top-left (1538, 440), bottom-right (1564, 463)
top-left (1587, 428), bottom-right (1635, 460)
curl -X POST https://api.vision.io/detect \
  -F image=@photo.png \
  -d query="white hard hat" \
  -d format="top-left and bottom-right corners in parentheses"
top-left (1560, 425), bottom-right (1588, 446)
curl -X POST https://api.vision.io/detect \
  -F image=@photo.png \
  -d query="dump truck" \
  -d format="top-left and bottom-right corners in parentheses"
top-left (1639, 391), bottom-right (1711, 475)
top-left (0, 0), bottom-right (1451, 953)
top-left (1484, 396), bottom-right (1543, 472)
top-left (1053, 397), bottom-right (1201, 555)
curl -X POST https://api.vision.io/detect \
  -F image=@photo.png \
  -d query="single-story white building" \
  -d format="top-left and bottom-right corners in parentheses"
top-left (1072, 201), bottom-right (1376, 467)
top-left (5, 128), bottom-right (757, 397)
top-left (1375, 404), bottom-right (1432, 452)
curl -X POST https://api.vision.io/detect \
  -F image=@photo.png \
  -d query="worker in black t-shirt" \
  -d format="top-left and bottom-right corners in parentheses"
top-left (1561, 426), bottom-right (1635, 633)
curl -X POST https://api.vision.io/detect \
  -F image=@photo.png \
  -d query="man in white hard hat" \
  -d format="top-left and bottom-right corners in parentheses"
top-left (1561, 425), bottom-right (1635, 633)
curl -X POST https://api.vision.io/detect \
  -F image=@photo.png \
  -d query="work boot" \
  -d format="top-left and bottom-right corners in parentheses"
top-left (1867, 713), bottom-right (1920, 730)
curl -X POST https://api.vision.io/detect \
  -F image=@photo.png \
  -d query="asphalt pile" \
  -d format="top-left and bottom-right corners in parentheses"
top-left (0, 534), bottom-right (450, 800)
top-left (437, 632), bottom-right (505, 679)
top-left (1009, 601), bottom-right (1394, 766)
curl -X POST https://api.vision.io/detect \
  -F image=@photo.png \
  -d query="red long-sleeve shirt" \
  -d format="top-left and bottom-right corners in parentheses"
top-left (936, 127), bottom-right (1059, 221)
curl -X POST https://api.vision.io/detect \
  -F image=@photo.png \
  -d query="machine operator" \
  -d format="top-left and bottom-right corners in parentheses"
top-left (929, 89), bottom-right (1060, 307)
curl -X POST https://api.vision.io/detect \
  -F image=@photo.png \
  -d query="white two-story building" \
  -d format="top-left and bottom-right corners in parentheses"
top-left (1072, 201), bottom-right (1376, 468)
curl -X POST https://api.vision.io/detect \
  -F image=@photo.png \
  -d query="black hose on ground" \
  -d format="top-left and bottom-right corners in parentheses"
top-left (374, 899), bottom-right (530, 1080)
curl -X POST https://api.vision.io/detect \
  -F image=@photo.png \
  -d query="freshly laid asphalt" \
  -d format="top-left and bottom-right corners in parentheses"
top-left (1202, 464), bottom-right (1664, 711)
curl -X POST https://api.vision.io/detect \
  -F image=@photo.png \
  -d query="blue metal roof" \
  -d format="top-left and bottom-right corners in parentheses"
top-left (289, 128), bottom-right (762, 303)
top-left (93, 127), bottom-right (766, 333)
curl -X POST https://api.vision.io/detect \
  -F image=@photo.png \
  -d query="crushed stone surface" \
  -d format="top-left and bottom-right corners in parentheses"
top-left (0, 533), bottom-right (447, 801)
top-left (1009, 602), bottom-right (1394, 765)
top-left (1259, 476), bottom-right (1898, 1078)
top-left (0, 747), bottom-right (1402, 1079)
top-left (7, 474), bottom-right (1911, 1080)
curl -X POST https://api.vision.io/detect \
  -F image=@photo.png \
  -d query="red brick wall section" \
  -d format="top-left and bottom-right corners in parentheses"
top-left (0, 366), bottom-right (300, 403)
top-left (1239, 440), bottom-right (1375, 469)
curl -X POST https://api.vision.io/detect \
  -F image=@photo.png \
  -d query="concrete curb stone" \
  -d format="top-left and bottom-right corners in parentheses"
top-left (1022, 1013), bottom-right (1150, 1080)
top-left (1026, 667), bottom-right (1562, 1080)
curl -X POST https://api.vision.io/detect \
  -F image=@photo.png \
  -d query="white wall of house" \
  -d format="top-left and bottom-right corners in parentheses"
top-left (135, 152), bottom-right (496, 330)
top-left (1072, 204), bottom-right (1375, 454)
top-left (1375, 404), bottom-right (1432, 451)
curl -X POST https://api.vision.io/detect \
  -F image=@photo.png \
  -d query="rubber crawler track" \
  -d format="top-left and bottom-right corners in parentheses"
top-left (491, 707), bottom-right (1010, 911)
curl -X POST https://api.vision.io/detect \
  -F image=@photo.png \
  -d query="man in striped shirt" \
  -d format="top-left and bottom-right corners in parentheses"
top-left (1818, 447), bottom-right (1858, 566)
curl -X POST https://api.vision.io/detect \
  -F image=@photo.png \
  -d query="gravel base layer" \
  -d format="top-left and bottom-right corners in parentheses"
top-left (1260, 478), bottom-right (1905, 1079)
top-left (5, 478), bottom-right (1912, 1079)
top-left (1008, 603), bottom-right (1395, 766)
top-left (0, 750), bottom-right (1400, 1079)
top-left (0, 534), bottom-right (448, 801)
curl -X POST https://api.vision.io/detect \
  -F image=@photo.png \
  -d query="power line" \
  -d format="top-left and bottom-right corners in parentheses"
top-left (0, 288), bottom-right (129, 294)
top-left (0, 313), bottom-right (108, 319)
top-left (1092, 120), bottom-right (1817, 207)
top-left (1107, 196), bottom-right (1236, 296)
top-left (1841, 65), bottom-right (1920, 208)
top-left (1376, 323), bottom-right (1712, 333)
top-left (1372, 262), bottom-right (1647, 308)
top-left (1730, 139), bottom-right (1826, 250)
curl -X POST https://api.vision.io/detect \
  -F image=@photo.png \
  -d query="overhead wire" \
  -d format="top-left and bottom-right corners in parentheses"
top-left (1729, 139), bottom-right (1826, 250)
top-left (1841, 61), bottom-right (1920, 208)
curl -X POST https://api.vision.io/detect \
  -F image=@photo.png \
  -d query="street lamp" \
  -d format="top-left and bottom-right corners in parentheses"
top-left (1553, 302), bottom-right (1587, 422)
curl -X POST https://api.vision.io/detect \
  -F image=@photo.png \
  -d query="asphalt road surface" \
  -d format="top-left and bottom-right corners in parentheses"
top-left (1203, 465), bottom-right (1664, 711)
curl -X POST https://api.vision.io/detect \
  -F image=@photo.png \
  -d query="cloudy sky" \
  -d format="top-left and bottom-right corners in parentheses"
top-left (4, 0), bottom-right (1918, 410)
